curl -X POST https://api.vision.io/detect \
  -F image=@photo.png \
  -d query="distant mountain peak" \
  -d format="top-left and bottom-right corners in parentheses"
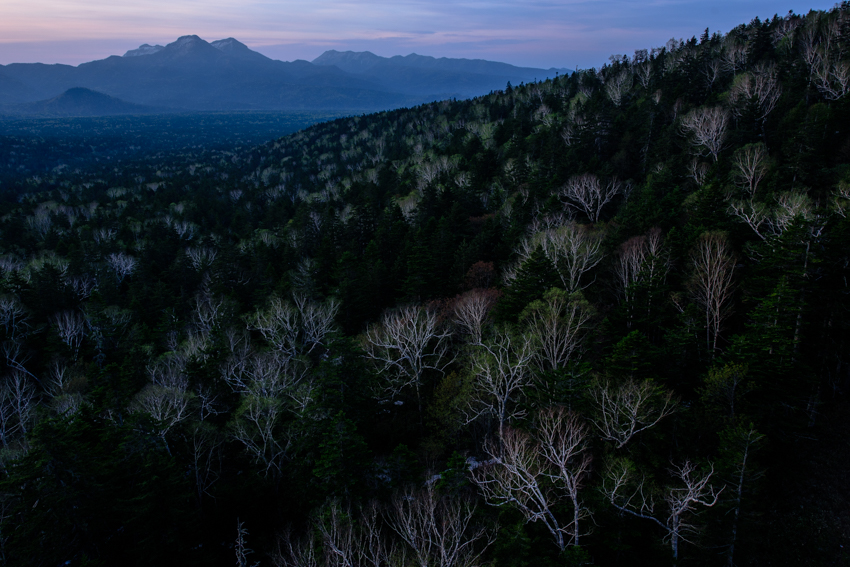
top-left (171, 35), bottom-right (205, 47)
top-left (211, 38), bottom-right (270, 61)
top-left (123, 44), bottom-right (164, 57)
top-left (211, 38), bottom-right (244, 50)
top-left (5, 87), bottom-right (160, 116)
top-left (312, 50), bottom-right (385, 72)
top-left (151, 35), bottom-right (224, 62)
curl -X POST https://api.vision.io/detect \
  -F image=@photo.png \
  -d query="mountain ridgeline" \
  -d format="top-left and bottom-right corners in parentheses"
top-left (0, 36), bottom-right (567, 114)
top-left (1, 7), bottom-right (849, 567)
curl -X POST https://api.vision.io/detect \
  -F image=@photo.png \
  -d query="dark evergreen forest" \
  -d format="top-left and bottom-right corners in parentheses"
top-left (0, 7), bottom-right (849, 567)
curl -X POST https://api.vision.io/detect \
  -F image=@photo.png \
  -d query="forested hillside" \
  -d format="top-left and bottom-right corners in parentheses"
top-left (0, 6), bottom-right (849, 567)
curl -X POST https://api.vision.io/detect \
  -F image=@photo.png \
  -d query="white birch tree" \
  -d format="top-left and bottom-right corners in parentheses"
top-left (680, 106), bottom-right (729, 162)
top-left (689, 232), bottom-right (736, 354)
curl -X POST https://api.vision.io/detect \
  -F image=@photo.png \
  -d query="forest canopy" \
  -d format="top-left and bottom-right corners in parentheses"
top-left (0, 6), bottom-right (849, 567)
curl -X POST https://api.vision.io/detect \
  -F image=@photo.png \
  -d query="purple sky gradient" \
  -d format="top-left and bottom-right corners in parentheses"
top-left (0, 1), bottom-right (838, 69)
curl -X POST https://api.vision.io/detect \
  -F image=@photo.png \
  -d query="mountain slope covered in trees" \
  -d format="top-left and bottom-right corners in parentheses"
top-left (0, 6), bottom-right (849, 567)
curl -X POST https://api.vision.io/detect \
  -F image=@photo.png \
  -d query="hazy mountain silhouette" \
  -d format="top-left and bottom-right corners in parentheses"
top-left (0, 69), bottom-right (36, 105)
top-left (311, 50), bottom-right (569, 98)
top-left (0, 36), bottom-right (568, 114)
top-left (0, 87), bottom-right (163, 117)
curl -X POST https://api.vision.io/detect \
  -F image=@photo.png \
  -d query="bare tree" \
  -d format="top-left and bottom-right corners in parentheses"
top-left (687, 159), bottom-right (710, 187)
top-left (813, 59), bottom-right (850, 100)
top-left (559, 174), bottom-right (622, 222)
top-left (130, 384), bottom-right (193, 437)
top-left (521, 288), bottom-right (594, 372)
top-left (230, 393), bottom-right (291, 478)
top-left (800, 21), bottom-right (822, 77)
top-left (613, 228), bottom-right (670, 325)
top-left (192, 276), bottom-right (229, 336)
top-left (51, 310), bottom-right (86, 359)
top-left (451, 288), bottom-right (501, 345)
top-left (701, 59), bottom-right (723, 91)
top-left (680, 106), bottom-right (729, 162)
top-left (474, 428), bottom-right (561, 547)
top-left (273, 529), bottom-right (321, 567)
top-left (537, 407), bottom-right (593, 546)
top-left (0, 372), bottom-right (37, 446)
top-left (106, 252), bottom-right (138, 284)
top-left (726, 190), bottom-right (818, 242)
top-left (472, 412), bottom-right (590, 551)
top-left (465, 328), bottom-right (536, 438)
top-left (615, 235), bottom-right (649, 317)
top-left (0, 296), bottom-right (29, 341)
top-left (189, 421), bottom-right (223, 502)
top-left (294, 294), bottom-right (340, 353)
top-left (731, 143), bottom-right (769, 198)
top-left (316, 501), bottom-right (358, 567)
top-left (0, 340), bottom-right (37, 385)
top-left (245, 351), bottom-right (286, 396)
top-left (635, 61), bottom-right (652, 89)
top-left (362, 305), bottom-right (452, 412)
top-left (386, 484), bottom-right (494, 567)
top-left (604, 70), bottom-right (632, 106)
top-left (664, 461), bottom-right (723, 559)
top-left (222, 344), bottom-right (309, 476)
top-left (246, 296), bottom-right (300, 359)
top-left (772, 16), bottom-right (800, 48)
top-left (802, 12), bottom-right (850, 100)
top-left (235, 519), bottom-right (261, 567)
top-left (356, 501), bottom-right (394, 567)
top-left (603, 459), bottom-right (723, 560)
top-left (246, 294), bottom-right (338, 358)
top-left (689, 232), bottom-right (736, 354)
top-left (833, 182), bottom-right (850, 218)
top-left (280, 500), bottom-right (395, 567)
top-left (148, 351), bottom-right (190, 390)
top-left (185, 246), bottom-right (218, 271)
top-left (589, 378), bottom-right (677, 448)
top-left (728, 63), bottom-right (782, 122)
top-left (313, 500), bottom-right (398, 567)
top-left (538, 222), bottom-right (605, 293)
top-left (721, 41), bottom-right (747, 74)
top-left (772, 192), bottom-right (820, 236)
top-left (68, 274), bottom-right (98, 300)
top-left (729, 199), bottom-right (774, 242)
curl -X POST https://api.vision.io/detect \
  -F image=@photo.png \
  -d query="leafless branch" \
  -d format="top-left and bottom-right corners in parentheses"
top-left (589, 378), bottom-right (677, 448)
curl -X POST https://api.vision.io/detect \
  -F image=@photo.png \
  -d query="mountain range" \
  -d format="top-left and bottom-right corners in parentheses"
top-left (0, 35), bottom-right (569, 115)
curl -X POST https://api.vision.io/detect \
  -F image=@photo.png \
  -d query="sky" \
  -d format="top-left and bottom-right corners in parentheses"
top-left (0, 1), bottom-right (839, 69)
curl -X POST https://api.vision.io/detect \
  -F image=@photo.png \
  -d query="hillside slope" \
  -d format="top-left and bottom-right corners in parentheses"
top-left (0, 7), bottom-right (848, 567)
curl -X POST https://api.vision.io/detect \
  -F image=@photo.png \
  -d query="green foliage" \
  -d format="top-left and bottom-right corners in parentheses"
top-left (435, 450), bottom-right (471, 494)
top-left (605, 330), bottom-right (659, 382)
top-left (311, 411), bottom-right (371, 499)
top-left (0, 408), bottom-right (195, 566)
top-left (497, 249), bottom-right (560, 321)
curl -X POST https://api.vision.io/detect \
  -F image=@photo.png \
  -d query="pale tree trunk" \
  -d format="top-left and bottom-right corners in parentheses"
top-left (689, 232), bottom-right (736, 357)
